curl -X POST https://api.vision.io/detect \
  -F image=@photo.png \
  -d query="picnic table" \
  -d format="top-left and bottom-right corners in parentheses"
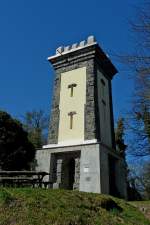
top-left (0, 171), bottom-right (50, 188)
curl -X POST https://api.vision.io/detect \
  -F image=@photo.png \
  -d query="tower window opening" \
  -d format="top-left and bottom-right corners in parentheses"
top-left (102, 99), bottom-right (106, 122)
top-left (101, 79), bottom-right (105, 86)
top-left (68, 83), bottom-right (77, 97)
top-left (68, 111), bottom-right (76, 129)
top-left (101, 79), bottom-right (105, 100)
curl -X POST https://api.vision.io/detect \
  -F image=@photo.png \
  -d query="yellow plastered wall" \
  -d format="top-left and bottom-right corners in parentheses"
top-left (58, 67), bottom-right (86, 143)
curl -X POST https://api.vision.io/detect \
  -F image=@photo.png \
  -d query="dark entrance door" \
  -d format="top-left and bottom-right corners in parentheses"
top-left (68, 158), bottom-right (75, 190)
top-left (108, 155), bottom-right (118, 196)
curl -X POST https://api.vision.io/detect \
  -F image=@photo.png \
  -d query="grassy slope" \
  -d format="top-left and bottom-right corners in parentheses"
top-left (0, 188), bottom-right (149, 225)
top-left (129, 201), bottom-right (150, 220)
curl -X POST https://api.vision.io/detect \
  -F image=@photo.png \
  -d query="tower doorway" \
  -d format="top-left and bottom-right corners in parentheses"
top-left (51, 151), bottom-right (80, 190)
top-left (68, 158), bottom-right (75, 189)
top-left (61, 157), bottom-right (75, 190)
top-left (108, 155), bottom-right (118, 196)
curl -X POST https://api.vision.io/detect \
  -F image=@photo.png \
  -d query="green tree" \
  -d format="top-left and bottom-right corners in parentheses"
top-left (0, 111), bottom-right (35, 170)
top-left (23, 110), bottom-right (48, 148)
top-left (115, 118), bottom-right (141, 200)
top-left (115, 118), bottom-right (127, 158)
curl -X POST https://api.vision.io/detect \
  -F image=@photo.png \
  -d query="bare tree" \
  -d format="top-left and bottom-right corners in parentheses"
top-left (22, 110), bottom-right (49, 148)
top-left (120, 1), bottom-right (150, 158)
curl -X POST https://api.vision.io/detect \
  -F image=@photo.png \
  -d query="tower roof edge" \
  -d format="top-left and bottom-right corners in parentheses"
top-left (47, 36), bottom-right (118, 77)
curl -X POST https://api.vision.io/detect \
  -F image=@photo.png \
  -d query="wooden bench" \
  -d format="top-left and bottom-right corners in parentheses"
top-left (0, 171), bottom-right (50, 188)
top-left (0, 177), bottom-right (39, 187)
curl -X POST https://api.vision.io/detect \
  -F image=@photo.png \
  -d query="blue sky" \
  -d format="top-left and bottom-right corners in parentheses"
top-left (0, 0), bottom-right (143, 122)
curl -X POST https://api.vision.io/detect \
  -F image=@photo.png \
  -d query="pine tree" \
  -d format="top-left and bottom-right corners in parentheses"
top-left (115, 118), bottom-right (127, 158)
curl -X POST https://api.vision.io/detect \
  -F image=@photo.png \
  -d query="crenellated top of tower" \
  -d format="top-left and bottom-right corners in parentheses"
top-left (48, 35), bottom-right (118, 78)
top-left (48, 36), bottom-right (97, 60)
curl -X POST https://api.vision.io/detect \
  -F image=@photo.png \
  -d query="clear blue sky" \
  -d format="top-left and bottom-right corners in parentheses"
top-left (0, 0), bottom-right (143, 122)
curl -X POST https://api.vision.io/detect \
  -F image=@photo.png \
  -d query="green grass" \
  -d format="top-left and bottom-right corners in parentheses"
top-left (0, 188), bottom-right (149, 225)
top-left (129, 201), bottom-right (150, 220)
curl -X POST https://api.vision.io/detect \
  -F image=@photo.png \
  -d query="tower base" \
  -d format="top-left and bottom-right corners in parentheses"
top-left (35, 142), bottom-right (127, 199)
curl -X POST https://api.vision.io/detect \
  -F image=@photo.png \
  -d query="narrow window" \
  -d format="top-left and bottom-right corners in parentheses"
top-left (68, 83), bottom-right (77, 97)
top-left (68, 111), bottom-right (76, 129)
top-left (102, 99), bottom-right (106, 122)
top-left (101, 79), bottom-right (105, 100)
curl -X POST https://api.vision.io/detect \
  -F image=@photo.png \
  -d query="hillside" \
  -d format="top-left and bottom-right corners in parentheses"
top-left (0, 188), bottom-right (149, 225)
top-left (130, 201), bottom-right (150, 221)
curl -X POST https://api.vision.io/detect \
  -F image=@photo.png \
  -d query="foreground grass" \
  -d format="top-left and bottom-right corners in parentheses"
top-left (129, 201), bottom-right (150, 220)
top-left (0, 188), bottom-right (149, 225)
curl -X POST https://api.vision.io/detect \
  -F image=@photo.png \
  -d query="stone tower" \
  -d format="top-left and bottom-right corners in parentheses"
top-left (36, 36), bottom-right (127, 198)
